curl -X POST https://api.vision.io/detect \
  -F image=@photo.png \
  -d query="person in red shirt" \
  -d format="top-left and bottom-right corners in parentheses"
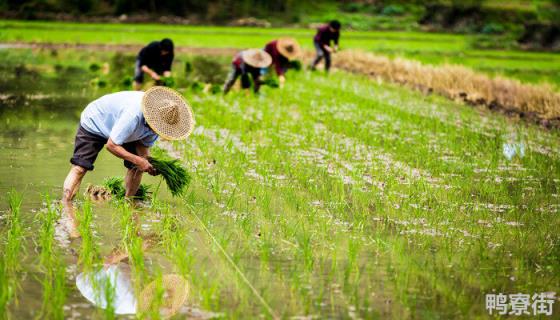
top-left (223, 49), bottom-right (272, 95)
top-left (263, 37), bottom-right (301, 88)
top-left (310, 20), bottom-right (341, 72)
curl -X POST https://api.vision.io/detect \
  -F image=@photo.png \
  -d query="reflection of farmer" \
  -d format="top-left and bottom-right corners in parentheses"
top-left (76, 236), bottom-right (189, 316)
top-left (134, 39), bottom-right (174, 90)
top-left (223, 49), bottom-right (272, 95)
top-left (61, 87), bottom-right (194, 237)
top-left (310, 20), bottom-right (341, 72)
top-left (263, 38), bottom-right (301, 88)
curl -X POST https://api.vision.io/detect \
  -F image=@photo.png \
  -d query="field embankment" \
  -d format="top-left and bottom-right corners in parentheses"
top-left (333, 50), bottom-right (560, 128)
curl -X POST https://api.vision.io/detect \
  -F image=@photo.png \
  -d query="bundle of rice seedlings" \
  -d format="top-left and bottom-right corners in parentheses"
top-left (148, 156), bottom-right (191, 197)
top-left (288, 60), bottom-right (302, 71)
top-left (158, 76), bottom-right (176, 88)
top-left (261, 78), bottom-right (279, 88)
top-left (103, 176), bottom-right (126, 199)
top-left (103, 177), bottom-right (151, 201)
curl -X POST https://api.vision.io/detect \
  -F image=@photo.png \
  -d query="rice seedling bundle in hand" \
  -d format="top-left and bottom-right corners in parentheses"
top-left (148, 156), bottom-right (191, 197)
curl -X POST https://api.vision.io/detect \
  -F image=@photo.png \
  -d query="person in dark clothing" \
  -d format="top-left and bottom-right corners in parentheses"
top-left (223, 49), bottom-right (272, 95)
top-left (263, 37), bottom-right (301, 88)
top-left (310, 20), bottom-right (341, 72)
top-left (134, 38), bottom-right (174, 90)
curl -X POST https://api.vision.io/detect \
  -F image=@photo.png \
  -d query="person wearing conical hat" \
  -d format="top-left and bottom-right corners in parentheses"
top-left (263, 37), bottom-right (301, 88)
top-left (310, 20), bottom-right (341, 72)
top-left (61, 87), bottom-right (194, 237)
top-left (223, 49), bottom-right (272, 95)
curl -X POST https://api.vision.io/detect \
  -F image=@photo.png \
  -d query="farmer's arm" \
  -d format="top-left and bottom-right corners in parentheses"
top-left (162, 53), bottom-right (173, 77)
top-left (278, 75), bottom-right (285, 88)
top-left (141, 65), bottom-right (161, 80)
top-left (275, 61), bottom-right (287, 88)
top-left (108, 114), bottom-right (155, 174)
top-left (334, 32), bottom-right (339, 51)
top-left (106, 139), bottom-right (155, 175)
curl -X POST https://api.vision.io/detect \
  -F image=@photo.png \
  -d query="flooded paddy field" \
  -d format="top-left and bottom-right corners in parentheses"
top-left (1, 48), bottom-right (559, 319)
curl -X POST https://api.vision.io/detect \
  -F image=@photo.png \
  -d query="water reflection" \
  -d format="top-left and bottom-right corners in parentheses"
top-left (75, 234), bottom-right (190, 317)
top-left (502, 142), bottom-right (525, 160)
top-left (76, 262), bottom-right (137, 314)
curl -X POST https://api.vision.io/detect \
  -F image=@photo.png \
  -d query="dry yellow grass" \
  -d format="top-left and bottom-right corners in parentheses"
top-left (321, 50), bottom-right (560, 123)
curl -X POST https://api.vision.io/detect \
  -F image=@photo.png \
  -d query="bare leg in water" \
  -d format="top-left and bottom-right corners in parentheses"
top-left (125, 142), bottom-right (149, 198)
top-left (124, 167), bottom-right (142, 198)
top-left (62, 165), bottom-right (87, 238)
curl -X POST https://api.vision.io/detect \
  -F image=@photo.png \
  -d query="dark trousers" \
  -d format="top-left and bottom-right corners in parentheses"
top-left (223, 64), bottom-right (261, 94)
top-left (311, 41), bottom-right (331, 72)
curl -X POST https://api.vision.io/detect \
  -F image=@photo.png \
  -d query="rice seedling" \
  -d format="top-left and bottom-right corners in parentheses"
top-left (38, 195), bottom-right (67, 320)
top-left (77, 199), bottom-right (99, 271)
top-left (0, 190), bottom-right (24, 317)
top-left (148, 155), bottom-right (192, 197)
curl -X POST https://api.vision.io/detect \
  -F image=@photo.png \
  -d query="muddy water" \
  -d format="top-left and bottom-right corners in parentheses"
top-left (0, 66), bottom-right (180, 319)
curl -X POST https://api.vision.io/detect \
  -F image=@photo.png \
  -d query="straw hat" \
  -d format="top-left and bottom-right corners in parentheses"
top-left (241, 49), bottom-right (272, 68)
top-left (276, 37), bottom-right (301, 60)
top-left (138, 274), bottom-right (190, 318)
top-left (142, 87), bottom-right (195, 140)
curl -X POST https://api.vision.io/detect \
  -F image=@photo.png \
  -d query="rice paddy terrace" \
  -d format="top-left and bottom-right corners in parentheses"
top-left (0, 22), bottom-right (559, 319)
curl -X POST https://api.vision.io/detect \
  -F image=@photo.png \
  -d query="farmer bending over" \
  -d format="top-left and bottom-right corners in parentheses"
top-left (133, 38), bottom-right (174, 90)
top-left (223, 49), bottom-right (272, 95)
top-left (310, 20), bottom-right (341, 72)
top-left (62, 87), bottom-right (194, 237)
top-left (263, 37), bottom-right (301, 88)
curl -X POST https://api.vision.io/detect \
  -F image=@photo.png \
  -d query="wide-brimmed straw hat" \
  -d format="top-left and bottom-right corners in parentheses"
top-left (276, 37), bottom-right (301, 60)
top-left (241, 49), bottom-right (272, 68)
top-left (138, 274), bottom-right (190, 318)
top-left (142, 87), bottom-right (195, 140)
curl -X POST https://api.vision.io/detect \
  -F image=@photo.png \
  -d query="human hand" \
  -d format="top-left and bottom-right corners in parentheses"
top-left (151, 72), bottom-right (161, 81)
top-left (136, 157), bottom-right (156, 175)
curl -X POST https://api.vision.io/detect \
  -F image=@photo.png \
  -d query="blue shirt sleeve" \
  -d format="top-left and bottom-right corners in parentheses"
top-left (140, 134), bottom-right (158, 147)
top-left (109, 112), bottom-right (141, 145)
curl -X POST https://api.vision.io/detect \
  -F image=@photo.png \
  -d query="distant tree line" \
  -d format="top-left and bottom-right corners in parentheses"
top-left (0, 0), bottom-right (314, 21)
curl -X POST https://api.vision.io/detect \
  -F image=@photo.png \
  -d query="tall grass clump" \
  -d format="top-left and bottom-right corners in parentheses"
top-left (0, 190), bottom-right (24, 316)
top-left (38, 195), bottom-right (66, 320)
top-left (333, 50), bottom-right (560, 123)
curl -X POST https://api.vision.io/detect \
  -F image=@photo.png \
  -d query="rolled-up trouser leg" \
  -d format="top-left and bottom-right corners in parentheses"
top-left (324, 50), bottom-right (332, 72)
top-left (311, 41), bottom-right (324, 69)
top-left (223, 65), bottom-right (240, 94)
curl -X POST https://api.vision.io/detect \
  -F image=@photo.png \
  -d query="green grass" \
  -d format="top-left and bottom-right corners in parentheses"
top-left (1, 20), bottom-right (560, 87)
